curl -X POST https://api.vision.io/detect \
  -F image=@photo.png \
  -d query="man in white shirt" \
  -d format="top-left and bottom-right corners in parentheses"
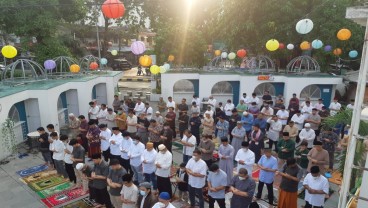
top-left (276, 106), bottom-right (289, 126)
top-left (134, 99), bottom-right (145, 116)
top-left (291, 110), bottom-right (305, 131)
top-left (99, 124), bottom-right (111, 162)
top-left (329, 98), bottom-right (341, 116)
top-left (141, 142), bottom-right (158, 191)
top-left (144, 103), bottom-right (153, 120)
top-left (241, 93), bottom-right (251, 106)
top-left (109, 127), bottom-right (123, 161)
top-left (267, 115), bottom-right (283, 152)
top-left (314, 98), bottom-right (324, 111)
top-left (261, 104), bottom-right (274, 119)
top-left (346, 99), bottom-right (355, 110)
top-left (120, 131), bottom-right (133, 173)
top-left (191, 94), bottom-right (201, 109)
top-left (301, 101), bottom-right (314, 120)
top-left (299, 123), bottom-right (316, 149)
top-left (186, 149), bottom-right (208, 208)
top-left (97, 104), bottom-right (108, 125)
top-left (88, 101), bottom-right (100, 124)
top-left (166, 96), bottom-right (176, 111)
top-left (129, 136), bottom-right (145, 184)
top-left (180, 129), bottom-right (197, 163)
top-left (49, 132), bottom-right (68, 178)
top-left (303, 166), bottom-right (329, 208)
top-left (204, 106), bottom-right (214, 118)
top-left (155, 144), bottom-right (173, 197)
top-left (224, 99), bottom-right (235, 117)
top-left (249, 93), bottom-right (260, 106)
top-left (235, 141), bottom-right (255, 174)
top-left (126, 110), bottom-right (137, 136)
top-left (207, 95), bottom-right (217, 111)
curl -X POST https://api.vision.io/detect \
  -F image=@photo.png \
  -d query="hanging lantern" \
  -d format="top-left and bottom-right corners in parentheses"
top-left (324, 45), bottom-right (332, 52)
top-left (221, 52), bottom-right (228, 59)
top-left (337, 28), bottom-right (352, 41)
top-left (44, 60), bottom-right (56, 70)
top-left (160, 66), bottom-right (167, 73)
top-left (228, 52), bottom-right (236, 60)
top-left (278, 43), bottom-right (285, 49)
top-left (70, 64), bottom-right (80, 73)
top-left (150, 65), bottom-right (160, 75)
top-left (266, 39), bottom-right (279, 51)
top-left (111, 50), bottom-right (118, 56)
top-left (236, 49), bottom-right (247, 58)
top-left (163, 63), bottom-right (170, 70)
top-left (139, 55), bottom-right (152, 67)
top-left (214, 50), bottom-right (221, 56)
top-left (89, 62), bottom-right (99, 70)
top-left (130, 41), bottom-right (146, 55)
top-left (300, 41), bottom-right (311, 50)
top-left (295, 19), bottom-right (314, 34)
top-left (100, 58), bottom-right (108, 65)
top-left (287, 44), bottom-right (294, 50)
top-left (168, 55), bottom-right (175, 62)
top-left (349, 50), bottom-right (358, 58)
top-left (333, 48), bottom-right (342, 56)
top-left (101, 0), bottom-right (125, 19)
top-left (1, 45), bottom-right (17, 58)
top-left (311, 39), bottom-right (323, 49)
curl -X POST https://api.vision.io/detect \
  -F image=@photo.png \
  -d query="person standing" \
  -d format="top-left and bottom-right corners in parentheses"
top-left (153, 111), bottom-right (164, 125)
top-left (303, 166), bottom-right (329, 208)
top-left (237, 99), bottom-right (248, 116)
top-left (202, 112), bottom-right (214, 136)
top-left (249, 124), bottom-right (265, 163)
top-left (97, 104), bottom-right (108, 125)
top-left (127, 110), bottom-right (138, 137)
top-left (106, 108), bottom-right (117, 129)
top-left (120, 131), bottom-right (133, 174)
top-left (107, 159), bottom-right (126, 208)
top-left (157, 97), bottom-right (166, 113)
top-left (166, 96), bottom-right (176, 110)
top-left (320, 127), bottom-right (339, 170)
top-left (198, 134), bottom-right (215, 167)
top-left (134, 98), bottom-right (145, 116)
top-left (141, 142), bottom-right (158, 191)
top-left (276, 106), bottom-right (289, 127)
top-left (68, 113), bottom-right (80, 139)
top-left (295, 141), bottom-right (309, 177)
top-left (276, 158), bottom-right (303, 208)
top-left (229, 168), bottom-right (256, 208)
top-left (129, 136), bottom-right (145, 184)
top-left (78, 116), bottom-right (89, 151)
top-left (305, 108), bottom-right (321, 138)
top-left (180, 129), bottom-right (196, 163)
top-left (282, 121), bottom-right (299, 142)
top-left (224, 99), bottom-right (235, 118)
top-left (155, 144), bottom-right (173, 197)
top-left (314, 98), bottom-right (325, 111)
top-left (189, 112), bottom-right (202, 145)
top-left (152, 192), bottom-right (176, 208)
top-left (91, 153), bottom-right (113, 208)
top-left (176, 163), bottom-right (189, 202)
top-left (291, 110), bottom-right (305, 133)
top-left (216, 116), bottom-right (229, 143)
top-left (115, 107), bottom-right (127, 132)
top-left (160, 122), bottom-right (174, 153)
top-left (144, 103), bottom-right (153, 120)
top-left (178, 98), bottom-right (189, 116)
top-left (253, 113), bottom-right (267, 134)
top-left (49, 132), bottom-right (68, 178)
top-left (235, 141), bottom-right (255, 175)
top-left (231, 121), bottom-right (246, 155)
top-left (277, 132), bottom-right (296, 169)
top-left (88, 101), bottom-right (100, 124)
top-left (228, 109), bottom-right (240, 144)
top-left (148, 119), bottom-right (163, 150)
top-left (37, 127), bottom-right (52, 168)
top-left (241, 111), bottom-right (254, 139)
top-left (218, 137), bottom-right (234, 185)
top-left (307, 141), bottom-right (329, 174)
top-left (207, 95), bottom-right (217, 112)
top-left (329, 97), bottom-right (341, 116)
top-left (60, 135), bottom-right (76, 185)
top-left (120, 174), bottom-right (138, 208)
top-left (112, 95), bottom-right (121, 112)
top-left (165, 107), bottom-right (176, 133)
top-left (186, 149), bottom-right (208, 208)
top-left (109, 127), bottom-right (123, 162)
top-left (248, 102), bottom-right (260, 117)
top-left (299, 123), bottom-right (316, 149)
top-left (137, 182), bottom-right (158, 208)
top-left (301, 101), bottom-right (313, 120)
top-left (76, 163), bottom-right (95, 196)
top-left (69, 139), bottom-right (85, 189)
top-left (86, 121), bottom-right (101, 158)
top-left (207, 163), bottom-right (228, 208)
top-left (255, 148), bottom-right (278, 206)
top-left (267, 115), bottom-right (282, 152)
top-left (178, 111), bottom-right (189, 139)
top-left (136, 113), bottom-right (150, 145)
top-left (99, 124), bottom-right (111, 162)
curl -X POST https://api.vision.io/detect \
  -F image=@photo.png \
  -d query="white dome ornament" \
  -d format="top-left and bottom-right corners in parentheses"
top-left (296, 19), bottom-right (314, 34)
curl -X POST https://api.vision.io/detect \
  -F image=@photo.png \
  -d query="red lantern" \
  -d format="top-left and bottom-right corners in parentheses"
top-left (236, 49), bottom-right (247, 58)
top-left (89, 62), bottom-right (99, 70)
top-left (279, 43), bottom-right (285, 49)
top-left (102, 0), bottom-right (125, 19)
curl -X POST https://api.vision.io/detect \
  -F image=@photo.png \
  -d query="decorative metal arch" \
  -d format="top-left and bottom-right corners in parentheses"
top-left (79, 55), bottom-right (99, 72)
top-left (242, 55), bottom-right (275, 73)
top-left (286, 55), bottom-right (320, 73)
top-left (1, 59), bottom-right (47, 85)
top-left (49, 56), bottom-right (79, 77)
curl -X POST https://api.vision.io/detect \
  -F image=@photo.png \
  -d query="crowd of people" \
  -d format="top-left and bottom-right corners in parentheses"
top-left (34, 92), bottom-right (354, 208)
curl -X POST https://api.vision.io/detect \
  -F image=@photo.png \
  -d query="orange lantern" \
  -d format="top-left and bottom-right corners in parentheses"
top-left (300, 41), bottom-right (311, 50)
top-left (168, 55), bottom-right (175, 62)
top-left (139, 55), bottom-right (152, 67)
top-left (337, 28), bottom-right (352, 41)
top-left (236, 49), bottom-right (247, 58)
top-left (214, 50), bottom-right (221, 56)
top-left (70, 64), bottom-right (80, 73)
top-left (89, 62), bottom-right (99, 70)
top-left (102, 0), bottom-right (125, 19)
top-left (333, 48), bottom-right (342, 56)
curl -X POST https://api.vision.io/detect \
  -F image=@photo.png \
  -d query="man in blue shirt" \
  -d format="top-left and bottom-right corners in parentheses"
top-left (255, 148), bottom-right (278, 206)
top-left (207, 164), bottom-right (227, 208)
top-left (253, 113), bottom-right (267, 134)
top-left (241, 111), bottom-right (254, 139)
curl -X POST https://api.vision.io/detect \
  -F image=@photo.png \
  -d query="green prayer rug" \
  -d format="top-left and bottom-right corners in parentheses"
top-left (28, 175), bottom-right (68, 192)
top-left (37, 182), bottom-right (72, 198)
top-left (61, 197), bottom-right (94, 208)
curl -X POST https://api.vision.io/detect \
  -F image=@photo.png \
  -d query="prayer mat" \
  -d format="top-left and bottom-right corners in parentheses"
top-left (16, 164), bottom-right (48, 177)
top-left (29, 175), bottom-right (68, 192)
top-left (171, 199), bottom-right (191, 208)
top-left (41, 187), bottom-right (88, 208)
top-left (23, 170), bottom-right (58, 184)
top-left (37, 182), bottom-right (72, 198)
top-left (328, 171), bottom-right (342, 185)
top-left (61, 197), bottom-right (94, 208)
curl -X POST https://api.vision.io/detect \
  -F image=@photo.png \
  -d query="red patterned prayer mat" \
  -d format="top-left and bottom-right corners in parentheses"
top-left (41, 187), bottom-right (89, 208)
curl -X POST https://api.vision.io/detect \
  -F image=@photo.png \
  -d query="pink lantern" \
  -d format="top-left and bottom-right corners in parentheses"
top-left (130, 41), bottom-right (146, 55)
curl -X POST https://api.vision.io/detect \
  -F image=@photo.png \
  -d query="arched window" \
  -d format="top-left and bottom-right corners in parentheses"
top-left (57, 97), bottom-right (63, 111)
top-left (300, 85), bottom-right (321, 100)
top-left (8, 105), bottom-right (20, 123)
top-left (173, 80), bottom-right (194, 93)
top-left (254, 83), bottom-right (276, 96)
top-left (211, 81), bottom-right (232, 94)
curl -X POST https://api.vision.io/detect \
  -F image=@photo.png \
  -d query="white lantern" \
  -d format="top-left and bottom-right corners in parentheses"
top-left (221, 52), bottom-right (228, 59)
top-left (296, 19), bottom-right (314, 34)
top-left (228, 52), bottom-right (236, 60)
top-left (287, 44), bottom-right (294, 50)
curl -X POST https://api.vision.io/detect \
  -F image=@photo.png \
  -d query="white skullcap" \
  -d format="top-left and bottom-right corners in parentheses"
top-left (304, 123), bottom-right (311, 128)
top-left (158, 144), bottom-right (166, 151)
top-left (76, 163), bottom-right (84, 171)
top-left (68, 113), bottom-right (75, 117)
top-left (243, 111), bottom-right (248, 116)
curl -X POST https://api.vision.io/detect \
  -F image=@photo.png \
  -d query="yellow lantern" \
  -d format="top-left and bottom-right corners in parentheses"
top-left (150, 65), bottom-right (160, 75)
top-left (1, 45), bottom-right (17, 58)
top-left (139, 55), bottom-right (152, 67)
top-left (265, 39), bottom-right (279, 51)
top-left (337, 28), bottom-right (352, 41)
top-left (300, 41), bottom-right (311, 50)
top-left (70, 64), bottom-right (80, 73)
top-left (168, 55), bottom-right (175, 62)
top-left (214, 50), bottom-right (221, 56)
top-left (333, 48), bottom-right (342, 56)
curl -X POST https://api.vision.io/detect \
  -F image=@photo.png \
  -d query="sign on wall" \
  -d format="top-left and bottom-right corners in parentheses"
top-left (257, 74), bottom-right (274, 81)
